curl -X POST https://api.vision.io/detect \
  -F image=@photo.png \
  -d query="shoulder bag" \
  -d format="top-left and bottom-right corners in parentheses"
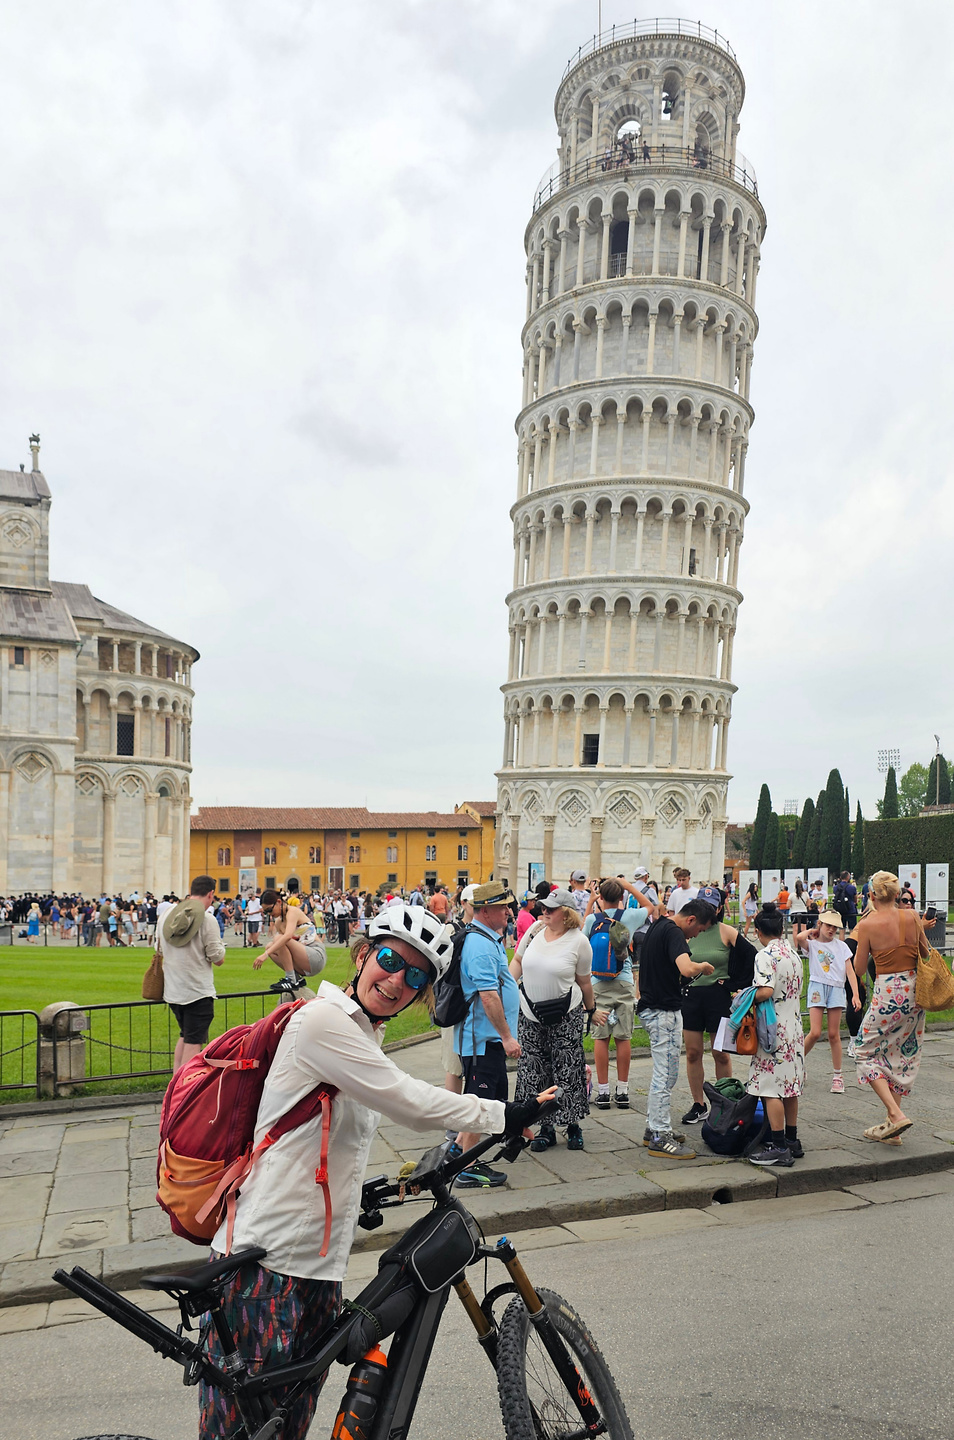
top-left (519, 981), bottom-right (573, 1028)
top-left (142, 949), bottom-right (164, 1001)
top-left (735, 1009), bottom-right (758, 1055)
top-left (912, 910), bottom-right (954, 1011)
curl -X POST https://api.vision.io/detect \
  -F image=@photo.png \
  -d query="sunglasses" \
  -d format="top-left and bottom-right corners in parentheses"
top-left (371, 945), bottom-right (432, 991)
top-left (899, 898), bottom-right (914, 905)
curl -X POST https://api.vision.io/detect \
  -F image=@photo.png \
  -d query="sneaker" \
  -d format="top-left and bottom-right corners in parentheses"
top-left (271, 974), bottom-right (306, 993)
top-left (846, 1038), bottom-right (856, 1059)
top-left (646, 1131), bottom-right (697, 1159)
top-left (681, 1101), bottom-right (707, 1125)
top-left (613, 1090), bottom-right (630, 1109)
top-left (530, 1125), bottom-right (556, 1152)
top-left (595, 1093), bottom-right (611, 1110)
top-left (566, 1124), bottom-right (584, 1151)
top-left (643, 1126), bottom-right (686, 1146)
top-left (831, 1075), bottom-right (845, 1094)
top-left (786, 1137), bottom-right (805, 1159)
top-left (748, 1142), bottom-right (794, 1168)
top-left (455, 1160), bottom-right (508, 1189)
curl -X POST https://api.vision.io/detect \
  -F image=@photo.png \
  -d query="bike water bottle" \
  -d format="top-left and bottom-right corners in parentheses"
top-left (332, 1345), bottom-right (388, 1440)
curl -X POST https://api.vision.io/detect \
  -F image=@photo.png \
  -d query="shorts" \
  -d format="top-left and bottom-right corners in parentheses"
top-left (807, 982), bottom-right (846, 1011)
top-left (681, 981), bottom-right (732, 1037)
top-left (460, 1042), bottom-right (508, 1103)
top-left (247, 920), bottom-right (261, 934)
top-left (169, 996), bottom-right (215, 1045)
top-left (590, 976), bottom-right (635, 1041)
top-left (299, 939), bottom-right (326, 976)
top-left (440, 1025), bottom-right (462, 1078)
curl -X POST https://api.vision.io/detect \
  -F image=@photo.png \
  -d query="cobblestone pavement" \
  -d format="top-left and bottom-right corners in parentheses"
top-left (2, 1028), bottom-right (954, 1308)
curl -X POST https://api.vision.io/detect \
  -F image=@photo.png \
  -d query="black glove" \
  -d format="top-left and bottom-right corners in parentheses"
top-left (503, 1097), bottom-right (544, 1136)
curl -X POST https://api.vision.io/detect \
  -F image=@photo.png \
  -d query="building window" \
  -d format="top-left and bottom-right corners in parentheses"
top-left (308, 845), bottom-right (321, 863)
top-left (349, 873), bottom-right (360, 888)
top-left (426, 830), bottom-right (436, 837)
top-left (425, 845), bottom-right (437, 862)
top-left (218, 878), bottom-right (230, 892)
top-left (459, 830), bottom-right (468, 837)
top-left (265, 875), bottom-right (276, 888)
top-left (582, 734), bottom-right (600, 766)
top-left (350, 831), bottom-right (361, 838)
top-left (386, 846), bottom-right (398, 863)
top-left (116, 714), bottom-right (135, 756)
top-left (348, 844), bottom-right (361, 863)
top-left (217, 846), bottom-right (231, 866)
top-left (457, 870), bottom-right (469, 885)
top-left (387, 872), bottom-right (398, 884)
top-left (458, 845), bottom-right (468, 861)
top-left (387, 830), bottom-right (397, 839)
top-left (12, 647), bottom-right (25, 667)
top-left (264, 846), bottom-right (277, 865)
top-left (309, 875), bottom-right (321, 892)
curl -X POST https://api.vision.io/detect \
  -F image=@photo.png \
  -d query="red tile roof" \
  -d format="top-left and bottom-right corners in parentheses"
top-left (457, 801), bottom-right (497, 816)
top-left (191, 807), bottom-right (475, 832)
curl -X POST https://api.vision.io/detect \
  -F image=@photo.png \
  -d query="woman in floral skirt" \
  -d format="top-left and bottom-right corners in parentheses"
top-left (851, 870), bottom-right (929, 1143)
top-left (746, 908), bottom-right (805, 1168)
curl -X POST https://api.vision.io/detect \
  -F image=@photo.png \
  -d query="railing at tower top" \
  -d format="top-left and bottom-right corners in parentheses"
top-left (532, 143), bottom-right (758, 213)
top-left (562, 19), bottom-right (737, 81)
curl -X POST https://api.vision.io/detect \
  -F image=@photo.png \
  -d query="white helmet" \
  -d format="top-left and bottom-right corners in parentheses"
top-left (367, 903), bottom-right (454, 982)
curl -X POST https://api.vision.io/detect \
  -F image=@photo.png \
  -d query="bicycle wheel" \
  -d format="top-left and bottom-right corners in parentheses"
top-left (73, 1434), bottom-right (158, 1439)
top-left (496, 1287), bottom-right (633, 1440)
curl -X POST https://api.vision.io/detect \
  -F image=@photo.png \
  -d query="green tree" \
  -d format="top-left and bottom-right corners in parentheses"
top-left (821, 769), bottom-right (845, 873)
top-left (762, 811), bottom-right (780, 871)
top-left (792, 797), bottom-right (814, 867)
top-left (806, 789), bottom-right (825, 869)
top-left (749, 784), bottom-right (772, 870)
top-left (880, 765), bottom-right (899, 819)
top-left (897, 762), bottom-right (929, 818)
top-left (852, 800), bottom-right (865, 879)
top-left (926, 754), bottom-right (952, 807)
top-left (841, 789), bottom-right (852, 873)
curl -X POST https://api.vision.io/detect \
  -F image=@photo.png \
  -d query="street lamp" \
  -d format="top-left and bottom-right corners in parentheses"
top-left (877, 748), bottom-right (900, 774)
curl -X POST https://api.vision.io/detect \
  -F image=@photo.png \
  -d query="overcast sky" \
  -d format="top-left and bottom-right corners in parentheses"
top-left (3, 0), bottom-right (951, 822)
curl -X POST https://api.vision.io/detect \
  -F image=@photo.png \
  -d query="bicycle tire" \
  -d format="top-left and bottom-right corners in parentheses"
top-left (73, 1434), bottom-right (158, 1439)
top-left (496, 1287), bottom-right (633, 1440)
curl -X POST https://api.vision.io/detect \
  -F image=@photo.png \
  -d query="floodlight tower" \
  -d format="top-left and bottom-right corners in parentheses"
top-left (495, 19), bottom-right (765, 888)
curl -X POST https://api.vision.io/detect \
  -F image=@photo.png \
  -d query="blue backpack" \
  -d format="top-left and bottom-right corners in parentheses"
top-left (590, 908), bottom-right (631, 980)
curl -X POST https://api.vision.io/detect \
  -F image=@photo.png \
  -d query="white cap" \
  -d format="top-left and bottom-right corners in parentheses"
top-left (633, 866), bottom-right (649, 879)
top-left (461, 883), bottom-right (478, 904)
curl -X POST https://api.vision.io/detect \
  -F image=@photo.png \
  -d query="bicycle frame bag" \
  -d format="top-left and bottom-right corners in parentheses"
top-left (432, 925), bottom-right (476, 1028)
top-left (157, 1000), bottom-right (337, 1254)
top-left (589, 908), bottom-right (631, 980)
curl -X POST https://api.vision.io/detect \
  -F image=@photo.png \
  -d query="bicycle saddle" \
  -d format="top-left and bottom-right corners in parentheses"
top-left (140, 1246), bottom-right (267, 1296)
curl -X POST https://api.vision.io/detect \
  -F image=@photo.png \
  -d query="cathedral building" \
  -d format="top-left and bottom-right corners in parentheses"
top-left (495, 21), bottom-right (765, 887)
top-left (0, 438), bottom-right (196, 896)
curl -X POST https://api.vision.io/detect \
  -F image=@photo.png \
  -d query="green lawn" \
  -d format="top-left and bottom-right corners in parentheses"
top-left (0, 943), bottom-right (434, 1103)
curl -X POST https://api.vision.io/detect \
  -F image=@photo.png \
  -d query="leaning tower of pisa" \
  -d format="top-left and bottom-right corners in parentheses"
top-left (495, 19), bottom-right (764, 890)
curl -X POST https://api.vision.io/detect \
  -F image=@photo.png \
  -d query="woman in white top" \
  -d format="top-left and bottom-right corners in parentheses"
top-left (510, 888), bottom-right (595, 1152)
top-left (203, 903), bottom-right (554, 1440)
top-left (789, 880), bottom-right (810, 937)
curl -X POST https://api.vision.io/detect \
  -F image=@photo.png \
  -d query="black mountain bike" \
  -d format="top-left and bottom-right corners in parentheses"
top-left (55, 1104), bottom-right (632, 1440)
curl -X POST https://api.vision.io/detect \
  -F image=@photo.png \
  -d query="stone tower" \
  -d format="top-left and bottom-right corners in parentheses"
top-left (495, 19), bottom-right (764, 890)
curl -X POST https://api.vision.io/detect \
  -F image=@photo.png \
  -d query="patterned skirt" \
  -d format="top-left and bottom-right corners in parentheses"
top-left (514, 1005), bottom-right (589, 1126)
top-left (199, 1256), bottom-right (341, 1439)
top-left (855, 971), bottom-right (925, 1099)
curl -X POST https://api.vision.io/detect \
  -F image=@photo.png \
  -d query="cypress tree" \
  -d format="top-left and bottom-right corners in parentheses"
top-left (806, 789), bottom-right (826, 869)
top-left (822, 769), bottom-right (845, 873)
top-left (792, 797), bottom-right (814, 868)
top-left (762, 811), bottom-right (780, 872)
top-left (882, 765), bottom-right (899, 819)
top-left (749, 784), bottom-right (772, 871)
top-left (927, 755), bottom-right (938, 807)
top-left (941, 755), bottom-right (952, 806)
top-left (852, 800), bottom-right (865, 879)
top-left (841, 789), bottom-right (852, 873)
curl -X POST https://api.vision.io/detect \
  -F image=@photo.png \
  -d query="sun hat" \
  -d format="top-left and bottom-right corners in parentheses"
top-left (162, 896), bottom-right (208, 948)
top-left (817, 910), bottom-right (844, 928)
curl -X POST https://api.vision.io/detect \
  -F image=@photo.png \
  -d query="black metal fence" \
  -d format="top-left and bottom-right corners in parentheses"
top-left (0, 1010), bottom-right (41, 1097)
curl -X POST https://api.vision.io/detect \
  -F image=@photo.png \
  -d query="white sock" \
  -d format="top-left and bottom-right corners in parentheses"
top-left (616, 1081), bottom-right (629, 1094)
top-left (598, 1083), bottom-right (610, 1096)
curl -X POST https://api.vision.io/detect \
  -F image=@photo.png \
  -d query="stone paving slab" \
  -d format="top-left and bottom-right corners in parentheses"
top-left (3, 1035), bottom-right (954, 1305)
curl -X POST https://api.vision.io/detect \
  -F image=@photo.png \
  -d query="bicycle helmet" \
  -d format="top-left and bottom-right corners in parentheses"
top-left (366, 903), bottom-right (454, 982)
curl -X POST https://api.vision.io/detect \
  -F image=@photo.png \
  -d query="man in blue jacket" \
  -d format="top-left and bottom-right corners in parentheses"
top-left (453, 881), bottom-right (520, 1189)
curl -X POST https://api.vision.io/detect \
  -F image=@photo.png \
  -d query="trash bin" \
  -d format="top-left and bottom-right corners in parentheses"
top-left (38, 1002), bottom-right (88, 1098)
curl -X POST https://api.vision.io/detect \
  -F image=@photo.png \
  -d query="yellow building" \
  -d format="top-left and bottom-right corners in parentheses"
top-left (189, 804), bottom-right (497, 897)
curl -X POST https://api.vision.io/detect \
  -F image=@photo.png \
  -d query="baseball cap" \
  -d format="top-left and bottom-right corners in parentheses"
top-left (570, 870), bottom-right (587, 882)
top-left (697, 886), bottom-right (722, 911)
top-left (633, 866), bottom-right (649, 879)
top-left (540, 888), bottom-right (576, 909)
top-left (460, 883), bottom-right (477, 904)
top-left (471, 882), bottom-right (516, 907)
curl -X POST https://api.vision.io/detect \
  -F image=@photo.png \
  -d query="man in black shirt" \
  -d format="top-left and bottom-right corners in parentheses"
top-left (638, 898), bottom-right (715, 1159)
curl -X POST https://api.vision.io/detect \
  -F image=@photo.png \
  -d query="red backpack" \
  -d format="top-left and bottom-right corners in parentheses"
top-left (156, 1001), bottom-right (337, 1255)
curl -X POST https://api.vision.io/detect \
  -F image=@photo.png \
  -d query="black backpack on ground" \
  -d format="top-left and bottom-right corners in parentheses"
top-left (700, 1079), bottom-right (768, 1157)
top-left (431, 925), bottom-right (476, 1028)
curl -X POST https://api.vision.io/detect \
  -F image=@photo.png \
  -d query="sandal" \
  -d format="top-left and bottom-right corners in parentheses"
top-left (863, 1123), bottom-right (892, 1141)
top-left (879, 1118), bottom-right (913, 1140)
top-left (879, 1135), bottom-right (903, 1146)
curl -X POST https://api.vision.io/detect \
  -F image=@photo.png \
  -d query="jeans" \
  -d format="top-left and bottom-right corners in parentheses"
top-left (640, 1006), bottom-right (683, 1135)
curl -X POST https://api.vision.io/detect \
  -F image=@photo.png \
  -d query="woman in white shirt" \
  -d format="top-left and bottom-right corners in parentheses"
top-left (201, 904), bottom-right (552, 1440)
top-left (510, 888), bottom-right (596, 1153)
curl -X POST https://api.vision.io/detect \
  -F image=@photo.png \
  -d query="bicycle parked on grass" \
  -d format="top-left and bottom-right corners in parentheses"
top-left (56, 1099), bottom-right (631, 1440)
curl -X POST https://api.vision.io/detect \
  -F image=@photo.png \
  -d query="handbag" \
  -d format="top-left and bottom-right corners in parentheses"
top-left (735, 1009), bottom-right (758, 1055)
top-left (142, 950), bottom-right (164, 1001)
top-left (519, 982), bottom-right (573, 1028)
top-left (915, 945), bottom-right (954, 1011)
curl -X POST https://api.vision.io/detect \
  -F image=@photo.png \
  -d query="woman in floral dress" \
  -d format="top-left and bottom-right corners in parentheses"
top-left (745, 908), bottom-right (805, 1167)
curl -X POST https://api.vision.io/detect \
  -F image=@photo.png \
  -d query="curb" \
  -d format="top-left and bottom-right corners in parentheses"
top-left (12, 1132), bottom-right (951, 1309)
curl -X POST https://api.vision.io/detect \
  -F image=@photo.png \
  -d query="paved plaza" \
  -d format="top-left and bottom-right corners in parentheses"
top-left (2, 1027), bottom-right (954, 1315)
